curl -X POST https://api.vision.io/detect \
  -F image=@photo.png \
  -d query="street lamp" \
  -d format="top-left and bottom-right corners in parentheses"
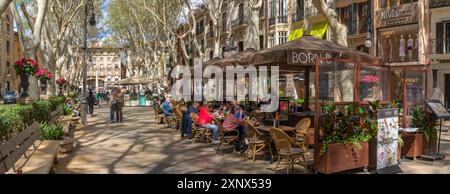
top-left (81, 0), bottom-right (97, 126)
top-left (365, 0), bottom-right (372, 49)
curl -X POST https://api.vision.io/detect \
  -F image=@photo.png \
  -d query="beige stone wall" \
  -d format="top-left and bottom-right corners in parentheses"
top-left (0, 9), bottom-right (15, 93)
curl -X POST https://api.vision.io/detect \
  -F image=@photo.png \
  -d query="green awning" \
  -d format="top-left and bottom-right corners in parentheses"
top-left (309, 22), bottom-right (328, 39)
top-left (288, 22), bottom-right (328, 41)
top-left (288, 28), bottom-right (304, 42)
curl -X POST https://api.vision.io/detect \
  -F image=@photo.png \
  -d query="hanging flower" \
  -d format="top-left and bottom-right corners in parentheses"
top-left (56, 78), bottom-right (68, 86)
top-left (14, 58), bottom-right (39, 75)
top-left (36, 68), bottom-right (53, 81)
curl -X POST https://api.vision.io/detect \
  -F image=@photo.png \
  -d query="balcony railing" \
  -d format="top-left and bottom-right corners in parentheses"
top-left (430, 0), bottom-right (450, 8)
top-left (231, 16), bottom-right (249, 28)
top-left (269, 17), bottom-right (276, 26)
top-left (277, 15), bottom-right (287, 23)
top-left (430, 39), bottom-right (450, 54)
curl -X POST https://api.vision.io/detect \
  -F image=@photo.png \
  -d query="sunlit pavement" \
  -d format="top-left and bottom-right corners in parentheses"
top-left (54, 107), bottom-right (450, 174)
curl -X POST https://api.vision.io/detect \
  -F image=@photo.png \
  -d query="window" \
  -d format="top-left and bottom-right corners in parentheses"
top-left (435, 21), bottom-right (450, 54)
top-left (358, 2), bottom-right (368, 34)
top-left (238, 41), bottom-right (244, 52)
top-left (238, 4), bottom-right (245, 24)
top-left (101, 64), bottom-right (104, 69)
top-left (269, 0), bottom-right (275, 18)
top-left (222, 13), bottom-right (227, 32)
top-left (6, 41), bottom-right (10, 53)
top-left (6, 61), bottom-right (10, 74)
top-left (278, 31), bottom-right (287, 45)
top-left (6, 23), bottom-right (10, 34)
top-left (209, 20), bottom-right (214, 37)
top-left (269, 33), bottom-right (276, 48)
top-left (196, 19), bottom-right (204, 34)
top-left (259, 1), bottom-right (265, 17)
top-left (210, 50), bottom-right (214, 59)
top-left (259, 35), bottom-right (264, 50)
top-left (278, 0), bottom-right (286, 16)
top-left (108, 64), bottom-right (111, 69)
top-left (338, 6), bottom-right (353, 35)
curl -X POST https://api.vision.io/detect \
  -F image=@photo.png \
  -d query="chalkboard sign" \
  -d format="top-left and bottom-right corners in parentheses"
top-left (424, 99), bottom-right (450, 119)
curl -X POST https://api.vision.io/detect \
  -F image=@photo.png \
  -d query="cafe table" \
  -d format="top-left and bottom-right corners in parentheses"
top-left (257, 125), bottom-right (297, 133)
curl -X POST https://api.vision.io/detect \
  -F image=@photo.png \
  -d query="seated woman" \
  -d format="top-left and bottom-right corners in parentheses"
top-left (222, 104), bottom-right (248, 152)
top-left (198, 104), bottom-right (220, 145)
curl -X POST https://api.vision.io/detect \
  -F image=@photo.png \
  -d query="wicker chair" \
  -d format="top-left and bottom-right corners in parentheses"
top-left (190, 112), bottom-right (212, 144)
top-left (161, 105), bottom-right (176, 128)
top-left (269, 128), bottom-right (308, 174)
top-left (243, 120), bottom-right (273, 164)
top-left (214, 118), bottom-right (240, 155)
top-left (294, 118), bottom-right (311, 142)
top-left (173, 107), bottom-right (183, 132)
top-left (152, 105), bottom-right (164, 124)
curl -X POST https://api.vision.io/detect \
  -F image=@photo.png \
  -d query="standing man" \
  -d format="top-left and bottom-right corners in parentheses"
top-left (88, 89), bottom-right (95, 116)
top-left (115, 87), bottom-right (125, 123)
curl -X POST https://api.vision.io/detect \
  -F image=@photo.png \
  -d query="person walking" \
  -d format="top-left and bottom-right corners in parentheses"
top-left (110, 88), bottom-right (117, 123)
top-left (115, 88), bottom-right (125, 123)
top-left (88, 89), bottom-right (95, 116)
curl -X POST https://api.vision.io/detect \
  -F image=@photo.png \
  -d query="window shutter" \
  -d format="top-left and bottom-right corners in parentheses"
top-left (436, 22), bottom-right (444, 54)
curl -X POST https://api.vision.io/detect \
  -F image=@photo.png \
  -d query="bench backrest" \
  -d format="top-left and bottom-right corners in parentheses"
top-left (0, 122), bottom-right (40, 174)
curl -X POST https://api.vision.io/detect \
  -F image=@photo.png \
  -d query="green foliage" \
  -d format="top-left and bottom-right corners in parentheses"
top-left (48, 95), bottom-right (66, 111)
top-left (320, 104), bottom-right (376, 155)
top-left (39, 122), bottom-right (64, 140)
top-left (294, 98), bottom-right (304, 104)
top-left (63, 104), bottom-right (74, 116)
top-left (32, 100), bottom-right (52, 123)
top-left (411, 106), bottom-right (438, 141)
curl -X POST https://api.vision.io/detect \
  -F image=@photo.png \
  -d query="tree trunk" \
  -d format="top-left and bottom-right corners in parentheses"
top-left (0, 0), bottom-right (12, 15)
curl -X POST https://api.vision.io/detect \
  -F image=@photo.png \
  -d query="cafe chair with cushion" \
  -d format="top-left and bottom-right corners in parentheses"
top-left (269, 128), bottom-right (308, 174)
top-left (214, 118), bottom-right (240, 155)
top-left (294, 118), bottom-right (311, 142)
top-left (243, 120), bottom-right (273, 165)
top-left (190, 112), bottom-right (212, 144)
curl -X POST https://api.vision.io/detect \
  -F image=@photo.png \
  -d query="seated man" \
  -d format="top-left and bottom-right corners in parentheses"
top-left (198, 105), bottom-right (219, 145)
top-left (161, 97), bottom-right (174, 116)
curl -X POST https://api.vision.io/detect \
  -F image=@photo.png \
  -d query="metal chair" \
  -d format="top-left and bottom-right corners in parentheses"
top-left (243, 120), bottom-right (273, 164)
top-left (269, 128), bottom-right (308, 174)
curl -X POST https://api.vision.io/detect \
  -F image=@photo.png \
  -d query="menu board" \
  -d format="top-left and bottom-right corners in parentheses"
top-left (377, 109), bottom-right (400, 171)
top-left (424, 99), bottom-right (450, 119)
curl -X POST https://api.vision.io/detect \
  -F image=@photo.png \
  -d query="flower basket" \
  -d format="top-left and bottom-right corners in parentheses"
top-left (14, 59), bottom-right (39, 98)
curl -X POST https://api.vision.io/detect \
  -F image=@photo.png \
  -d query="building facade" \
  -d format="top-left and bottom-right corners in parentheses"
top-left (86, 47), bottom-right (122, 92)
top-left (0, 9), bottom-right (16, 96)
top-left (429, 0), bottom-right (450, 109)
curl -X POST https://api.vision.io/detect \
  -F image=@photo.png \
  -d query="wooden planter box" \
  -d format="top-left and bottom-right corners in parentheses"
top-left (401, 132), bottom-right (437, 159)
top-left (315, 142), bottom-right (369, 174)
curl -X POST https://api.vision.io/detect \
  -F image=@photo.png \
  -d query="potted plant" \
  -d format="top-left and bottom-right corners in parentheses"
top-left (401, 106), bottom-right (438, 158)
top-left (56, 78), bottom-right (68, 96)
top-left (315, 104), bottom-right (374, 174)
top-left (14, 58), bottom-right (39, 98)
top-left (39, 122), bottom-right (73, 153)
top-left (36, 68), bottom-right (53, 91)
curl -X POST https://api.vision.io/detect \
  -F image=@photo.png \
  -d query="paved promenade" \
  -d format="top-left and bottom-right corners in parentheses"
top-left (54, 107), bottom-right (450, 174)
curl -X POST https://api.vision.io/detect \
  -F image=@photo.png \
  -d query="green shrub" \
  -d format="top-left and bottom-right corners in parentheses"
top-left (0, 110), bottom-right (23, 141)
top-left (39, 122), bottom-right (64, 140)
top-left (63, 104), bottom-right (74, 116)
top-left (411, 106), bottom-right (438, 141)
top-left (10, 105), bottom-right (34, 129)
top-left (32, 100), bottom-right (52, 122)
top-left (49, 95), bottom-right (66, 111)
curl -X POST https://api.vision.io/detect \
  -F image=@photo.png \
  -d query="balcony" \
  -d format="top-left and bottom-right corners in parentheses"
top-left (430, 0), bottom-right (450, 8)
top-left (269, 17), bottom-right (276, 26)
top-left (430, 39), bottom-right (450, 55)
top-left (277, 15), bottom-right (287, 24)
top-left (231, 16), bottom-right (249, 29)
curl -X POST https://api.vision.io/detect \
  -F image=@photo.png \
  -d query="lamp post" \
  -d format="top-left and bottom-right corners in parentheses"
top-left (365, 0), bottom-right (372, 49)
top-left (81, 0), bottom-right (97, 126)
top-left (222, 36), bottom-right (237, 58)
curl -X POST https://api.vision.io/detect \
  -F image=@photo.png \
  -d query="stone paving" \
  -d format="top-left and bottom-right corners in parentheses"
top-left (54, 107), bottom-right (450, 174)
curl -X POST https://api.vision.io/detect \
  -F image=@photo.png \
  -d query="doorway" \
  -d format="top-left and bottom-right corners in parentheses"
top-left (445, 74), bottom-right (450, 110)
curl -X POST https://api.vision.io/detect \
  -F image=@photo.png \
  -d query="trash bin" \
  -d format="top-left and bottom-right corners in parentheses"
top-left (139, 95), bottom-right (146, 107)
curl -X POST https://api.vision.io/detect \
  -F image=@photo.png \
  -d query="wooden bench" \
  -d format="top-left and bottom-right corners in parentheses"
top-left (49, 105), bottom-right (63, 125)
top-left (0, 122), bottom-right (60, 174)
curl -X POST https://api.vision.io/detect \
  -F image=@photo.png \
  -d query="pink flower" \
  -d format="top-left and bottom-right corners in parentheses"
top-left (46, 73), bottom-right (53, 79)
